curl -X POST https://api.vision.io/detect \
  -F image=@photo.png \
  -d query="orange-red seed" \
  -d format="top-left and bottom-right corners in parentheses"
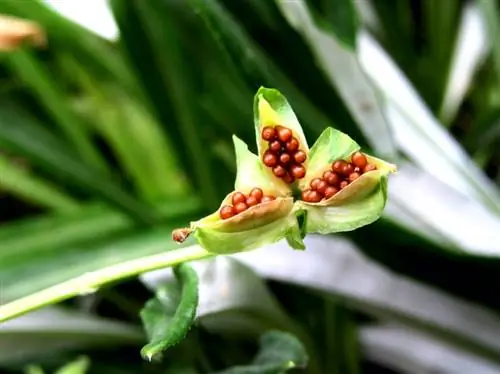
top-left (231, 192), bottom-right (246, 205)
top-left (324, 186), bottom-right (338, 199)
top-left (220, 205), bottom-right (235, 220)
top-left (342, 163), bottom-right (354, 176)
top-left (351, 152), bottom-right (368, 168)
top-left (273, 165), bottom-right (287, 177)
top-left (283, 173), bottom-right (295, 184)
top-left (332, 160), bottom-right (347, 174)
top-left (277, 126), bottom-right (293, 142)
top-left (316, 180), bottom-right (328, 195)
top-left (293, 150), bottom-right (307, 164)
top-left (323, 170), bottom-right (340, 186)
top-left (261, 126), bottom-right (277, 141)
top-left (310, 178), bottom-right (322, 190)
top-left (269, 140), bottom-right (282, 153)
top-left (246, 196), bottom-right (258, 207)
top-left (290, 164), bottom-right (306, 179)
top-left (261, 195), bottom-right (276, 203)
top-left (340, 180), bottom-right (349, 189)
top-left (349, 172), bottom-right (361, 182)
top-left (279, 152), bottom-right (291, 165)
top-left (234, 202), bottom-right (248, 214)
top-left (263, 151), bottom-right (278, 167)
top-left (364, 164), bottom-right (377, 173)
top-left (249, 187), bottom-right (263, 201)
top-left (308, 190), bottom-right (322, 202)
top-left (285, 137), bottom-right (299, 152)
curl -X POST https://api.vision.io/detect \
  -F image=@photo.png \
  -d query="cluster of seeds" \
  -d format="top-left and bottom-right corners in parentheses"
top-left (301, 151), bottom-right (377, 203)
top-left (261, 125), bottom-right (307, 184)
top-left (219, 187), bottom-right (276, 220)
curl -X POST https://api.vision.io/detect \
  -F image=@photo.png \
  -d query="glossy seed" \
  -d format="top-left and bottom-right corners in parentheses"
top-left (285, 137), bottom-right (299, 152)
top-left (308, 190), bottom-right (322, 202)
top-left (261, 126), bottom-right (277, 141)
top-left (277, 126), bottom-right (293, 142)
top-left (293, 150), bottom-right (307, 164)
top-left (231, 191), bottom-right (246, 205)
top-left (339, 180), bottom-right (349, 189)
top-left (290, 164), bottom-right (306, 179)
top-left (352, 152), bottom-right (368, 168)
top-left (324, 186), bottom-right (338, 199)
top-left (364, 164), bottom-right (377, 173)
top-left (354, 166), bottom-right (361, 173)
top-left (234, 202), bottom-right (248, 214)
top-left (261, 195), bottom-right (276, 203)
top-left (332, 160), bottom-right (347, 174)
top-left (263, 151), bottom-right (278, 167)
top-left (348, 172), bottom-right (361, 182)
top-left (246, 196), bottom-right (258, 207)
top-left (269, 140), bottom-right (282, 153)
top-left (342, 163), bottom-right (354, 176)
top-left (273, 165), bottom-right (287, 177)
top-left (249, 187), bottom-right (263, 201)
top-left (310, 178), bottom-right (322, 190)
top-left (323, 170), bottom-right (340, 186)
top-left (301, 189), bottom-right (312, 202)
top-left (279, 152), bottom-right (291, 165)
top-left (220, 205), bottom-right (236, 220)
top-left (282, 173), bottom-right (295, 184)
top-left (316, 180), bottom-right (328, 195)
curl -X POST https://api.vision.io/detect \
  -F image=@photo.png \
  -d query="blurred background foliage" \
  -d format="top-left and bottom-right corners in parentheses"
top-left (2, 0), bottom-right (500, 373)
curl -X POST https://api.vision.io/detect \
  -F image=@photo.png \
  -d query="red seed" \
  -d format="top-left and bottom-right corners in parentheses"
top-left (263, 151), bottom-right (278, 167)
top-left (301, 189), bottom-right (314, 202)
top-left (293, 150), bottom-right (307, 164)
top-left (285, 137), bottom-right (299, 152)
top-left (273, 165), bottom-right (287, 177)
top-left (277, 126), bottom-right (293, 142)
top-left (220, 205), bottom-right (235, 220)
top-left (316, 180), bottom-right (328, 195)
top-left (279, 152), bottom-right (291, 165)
top-left (339, 180), bottom-right (349, 189)
top-left (308, 190), bottom-right (322, 202)
top-left (324, 186), bottom-right (338, 199)
top-left (332, 160), bottom-right (347, 174)
top-left (349, 172), bottom-right (361, 182)
top-left (310, 178), bottom-right (322, 190)
top-left (172, 228), bottom-right (191, 243)
top-left (342, 163), bottom-right (354, 176)
top-left (364, 164), bottom-right (377, 173)
top-left (282, 173), bottom-right (295, 184)
top-left (231, 191), bottom-right (246, 205)
top-left (261, 195), bottom-right (276, 203)
top-left (354, 166), bottom-right (361, 173)
top-left (351, 152), bottom-right (368, 168)
top-left (246, 196), bottom-right (258, 207)
top-left (269, 140), bottom-right (282, 153)
top-left (323, 170), bottom-right (340, 186)
top-left (261, 126), bottom-right (277, 141)
top-left (234, 202), bottom-right (248, 214)
top-left (290, 164), bottom-right (306, 179)
top-left (249, 187), bottom-right (263, 201)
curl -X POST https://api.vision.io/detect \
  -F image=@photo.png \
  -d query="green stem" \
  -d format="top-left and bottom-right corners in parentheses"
top-left (0, 245), bottom-right (213, 323)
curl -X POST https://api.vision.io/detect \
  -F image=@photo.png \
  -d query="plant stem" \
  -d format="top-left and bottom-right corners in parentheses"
top-left (0, 245), bottom-right (213, 323)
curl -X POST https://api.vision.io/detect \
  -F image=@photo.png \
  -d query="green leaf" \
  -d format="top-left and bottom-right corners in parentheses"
top-left (54, 357), bottom-right (90, 374)
top-left (24, 366), bottom-right (44, 374)
top-left (140, 263), bottom-right (199, 360)
top-left (0, 154), bottom-right (80, 212)
top-left (0, 104), bottom-right (158, 224)
top-left (213, 331), bottom-right (308, 374)
top-left (305, 0), bottom-right (359, 49)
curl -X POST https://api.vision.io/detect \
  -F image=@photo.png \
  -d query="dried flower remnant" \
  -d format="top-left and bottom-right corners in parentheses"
top-left (0, 15), bottom-right (46, 51)
top-left (219, 188), bottom-right (277, 220)
top-left (172, 228), bottom-right (192, 244)
top-left (261, 125), bottom-right (307, 184)
top-left (301, 151), bottom-right (379, 203)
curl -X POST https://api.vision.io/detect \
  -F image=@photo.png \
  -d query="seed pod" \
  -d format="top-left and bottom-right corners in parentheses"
top-left (254, 88), bottom-right (310, 187)
top-left (187, 135), bottom-right (303, 254)
top-left (297, 127), bottom-right (396, 235)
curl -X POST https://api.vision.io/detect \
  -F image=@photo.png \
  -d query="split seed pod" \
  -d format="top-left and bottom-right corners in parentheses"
top-left (296, 127), bottom-right (397, 234)
top-left (186, 136), bottom-right (303, 254)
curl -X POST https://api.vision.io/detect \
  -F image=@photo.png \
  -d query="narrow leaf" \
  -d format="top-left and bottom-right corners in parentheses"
top-left (140, 263), bottom-right (199, 360)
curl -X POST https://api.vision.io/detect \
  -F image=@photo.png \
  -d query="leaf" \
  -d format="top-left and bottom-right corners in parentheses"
top-left (0, 104), bottom-right (158, 224)
top-left (54, 357), bottom-right (90, 374)
top-left (0, 154), bottom-right (80, 212)
top-left (304, 0), bottom-right (359, 49)
top-left (276, 0), bottom-right (398, 159)
top-left (140, 263), bottom-right (199, 360)
top-left (0, 307), bottom-right (143, 365)
top-left (231, 236), bottom-right (500, 362)
top-left (213, 331), bottom-right (308, 374)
